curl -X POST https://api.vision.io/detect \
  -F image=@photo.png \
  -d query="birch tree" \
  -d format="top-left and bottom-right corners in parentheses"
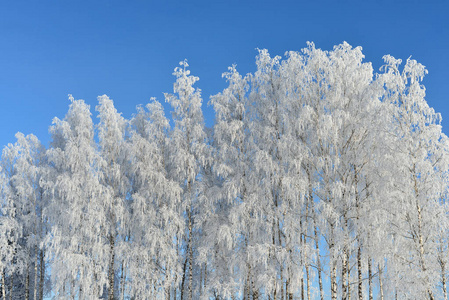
top-left (44, 96), bottom-right (108, 299)
top-left (96, 95), bottom-right (131, 300)
top-left (127, 99), bottom-right (182, 299)
top-left (165, 60), bottom-right (210, 300)
top-left (379, 56), bottom-right (449, 299)
top-left (207, 65), bottom-right (252, 299)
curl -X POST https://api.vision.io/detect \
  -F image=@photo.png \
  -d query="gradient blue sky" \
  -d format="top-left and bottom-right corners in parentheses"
top-left (0, 0), bottom-right (448, 148)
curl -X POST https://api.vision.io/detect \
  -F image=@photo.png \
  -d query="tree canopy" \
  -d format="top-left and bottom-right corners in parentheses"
top-left (1, 42), bottom-right (448, 300)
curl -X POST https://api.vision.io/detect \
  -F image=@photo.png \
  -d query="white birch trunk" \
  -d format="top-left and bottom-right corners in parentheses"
top-left (108, 234), bottom-right (115, 300)
top-left (378, 264), bottom-right (384, 300)
top-left (34, 245), bottom-right (38, 300)
top-left (368, 257), bottom-right (373, 300)
top-left (331, 262), bottom-right (337, 300)
top-left (188, 209), bottom-right (193, 300)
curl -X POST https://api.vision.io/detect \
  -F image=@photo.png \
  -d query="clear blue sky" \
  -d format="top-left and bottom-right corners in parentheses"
top-left (0, 0), bottom-right (448, 148)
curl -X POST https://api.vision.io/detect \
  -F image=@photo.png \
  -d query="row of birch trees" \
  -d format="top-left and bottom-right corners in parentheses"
top-left (1, 42), bottom-right (449, 299)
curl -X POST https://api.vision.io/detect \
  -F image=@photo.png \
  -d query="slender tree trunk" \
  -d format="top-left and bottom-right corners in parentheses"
top-left (188, 209), bottom-right (193, 300)
top-left (245, 264), bottom-right (250, 300)
top-left (413, 169), bottom-right (434, 300)
top-left (330, 224), bottom-right (337, 300)
top-left (271, 216), bottom-right (277, 300)
top-left (368, 257), bottom-right (373, 300)
top-left (39, 249), bottom-right (44, 300)
top-left (347, 251), bottom-right (351, 300)
top-left (306, 264), bottom-right (311, 300)
top-left (300, 217), bottom-right (304, 300)
top-left (71, 279), bottom-right (75, 300)
top-left (25, 265), bottom-right (30, 300)
top-left (277, 218), bottom-right (284, 300)
top-left (357, 246), bottom-right (362, 300)
top-left (9, 273), bottom-right (13, 300)
top-left (203, 264), bottom-right (207, 295)
top-left (443, 263), bottom-right (447, 300)
top-left (355, 170), bottom-right (362, 300)
top-left (34, 245), bottom-right (38, 300)
top-left (2, 270), bottom-right (6, 299)
top-left (120, 261), bottom-right (125, 300)
top-left (304, 194), bottom-right (310, 300)
top-left (342, 250), bottom-right (348, 300)
top-left (308, 168), bottom-right (324, 300)
top-left (286, 247), bottom-right (293, 300)
top-left (378, 264), bottom-right (384, 300)
top-left (252, 286), bottom-right (259, 300)
top-left (251, 264), bottom-right (258, 300)
top-left (439, 240), bottom-right (447, 300)
top-left (108, 234), bottom-right (115, 300)
top-left (331, 260), bottom-right (337, 300)
top-left (314, 224), bottom-right (324, 300)
top-left (199, 264), bottom-right (203, 297)
top-left (180, 254), bottom-right (188, 300)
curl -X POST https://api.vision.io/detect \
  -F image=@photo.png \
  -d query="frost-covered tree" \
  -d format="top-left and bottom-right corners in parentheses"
top-left (44, 96), bottom-right (108, 299)
top-left (126, 99), bottom-right (182, 299)
top-left (0, 133), bottom-right (47, 300)
top-left (165, 60), bottom-right (210, 300)
top-left (0, 164), bottom-right (22, 300)
top-left (207, 65), bottom-right (253, 299)
top-left (378, 56), bottom-right (449, 299)
top-left (96, 95), bottom-right (131, 300)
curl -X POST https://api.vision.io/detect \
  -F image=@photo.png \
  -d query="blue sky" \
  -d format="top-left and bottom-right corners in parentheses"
top-left (0, 0), bottom-right (448, 148)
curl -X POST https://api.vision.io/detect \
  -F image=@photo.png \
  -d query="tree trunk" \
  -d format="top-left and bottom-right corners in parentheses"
top-left (9, 273), bottom-right (13, 300)
top-left (331, 260), bottom-right (337, 300)
top-left (108, 234), bottom-right (115, 300)
top-left (2, 270), bottom-right (6, 299)
top-left (443, 265), bottom-right (447, 300)
top-left (301, 264), bottom-right (308, 300)
top-left (413, 169), bottom-right (434, 300)
top-left (314, 223), bottom-right (324, 300)
top-left (368, 257), bottom-right (373, 300)
top-left (120, 261), bottom-right (125, 300)
top-left (347, 251), bottom-right (351, 300)
top-left (300, 218), bottom-right (304, 300)
top-left (378, 264), bottom-right (384, 300)
top-left (330, 220), bottom-right (337, 300)
top-left (34, 245), bottom-right (38, 300)
top-left (25, 265), bottom-right (30, 300)
top-left (39, 249), bottom-right (44, 300)
top-left (309, 168), bottom-right (324, 300)
top-left (245, 264), bottom-right (250, 300)
top-left (342, 250), bottom-right (348, 300)
top-left (251, 265), bottom-right (258, 300)
top-left (203, 264), bottom-right (207, 295)
top-left (180, 254), bottom-right (188, 300)
top-left (357, 246), bottom-right (362, 300)
top-left (188, 209), bottom-right (193, 300)
top-left (166, 285), bottom-right (171, 300)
